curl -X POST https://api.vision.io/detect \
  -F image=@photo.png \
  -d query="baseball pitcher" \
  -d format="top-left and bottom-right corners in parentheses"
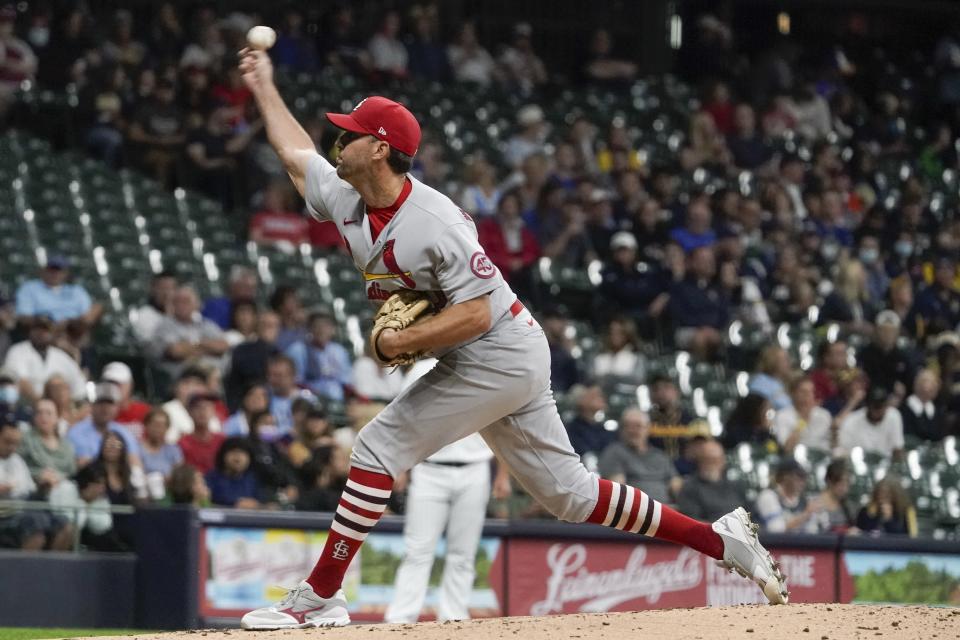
top-left (237, 48), bottom-right (788, 629)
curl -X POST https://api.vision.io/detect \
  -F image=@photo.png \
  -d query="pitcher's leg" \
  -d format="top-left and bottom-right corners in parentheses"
top-left (480, 397), bottom-right (598, 523)
top-left (310, 344), bottom-right (536, 600)
top-left (351, 353), bottom-right (537, 478)
top-left (436, 462), bottom-right (490, 621)
top-left (482, 385), bottom-right (787, 604)
top-left (384, 466), bottom-right (452, 623)
top-left (481, 389), bottom-right (723, 556)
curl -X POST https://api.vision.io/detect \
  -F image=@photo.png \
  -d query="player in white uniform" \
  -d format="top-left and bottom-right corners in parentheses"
top-left (385, 358), bottom-right (509, 623)
top-left (385, 433), bottom-right (502, 623)
top-left (238, 49), bottom-right (788, 630)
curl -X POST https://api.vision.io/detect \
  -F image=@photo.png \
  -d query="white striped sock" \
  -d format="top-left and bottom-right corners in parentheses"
top-left (614, 485), bottom-right (636, 530)
top-left (601, 482), bottom-right (622, 527)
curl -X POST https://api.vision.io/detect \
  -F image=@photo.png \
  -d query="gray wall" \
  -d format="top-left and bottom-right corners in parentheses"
top-left (0, 551), bottom-right (136, 628)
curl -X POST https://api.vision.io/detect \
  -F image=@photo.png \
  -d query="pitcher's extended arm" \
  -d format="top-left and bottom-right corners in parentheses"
top-left (238, 48), bottom-right (317, 196)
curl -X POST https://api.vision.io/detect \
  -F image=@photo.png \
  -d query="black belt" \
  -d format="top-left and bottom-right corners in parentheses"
top-left (423, 460), bottom-right (471, 467)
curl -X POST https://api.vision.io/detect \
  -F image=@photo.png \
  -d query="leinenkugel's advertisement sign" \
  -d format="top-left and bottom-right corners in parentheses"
top-left (204, 524), bottom-right (960, 621)
top-left (492, 540), bottom-right (847, 614)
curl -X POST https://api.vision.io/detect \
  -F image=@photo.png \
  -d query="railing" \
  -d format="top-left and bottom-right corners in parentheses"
top-left (0, 499), bottom-right (136, 552)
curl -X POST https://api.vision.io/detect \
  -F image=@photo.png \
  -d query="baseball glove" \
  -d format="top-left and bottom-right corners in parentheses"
top-left (370, 290), bottom-right (435, 366)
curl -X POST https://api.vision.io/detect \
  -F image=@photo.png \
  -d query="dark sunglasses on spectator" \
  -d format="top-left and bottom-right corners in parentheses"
top-left (337, 130), bottom-right (372, 149)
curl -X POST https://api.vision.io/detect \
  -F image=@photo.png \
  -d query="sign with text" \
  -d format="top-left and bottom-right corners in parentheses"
top-left (497, 540), bottom-right (844, 615)
top-left (199, 526), bottom-right (502, 622)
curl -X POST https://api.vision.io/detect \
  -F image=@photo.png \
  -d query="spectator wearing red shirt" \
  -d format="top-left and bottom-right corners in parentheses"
top-left (210, 65), bottom-right (252, 128)
top-left (178, 394), bottom-right (226, 475)
top-left (477, 190), bottom-right (540, 285)
top-left (101, 361), bottom-right (150, 441)
top-left (809, 340), bottom-right (849, 406)
top-left (249, 181), bottom-right (309, 249)
top-left (702, 81), bottom-right (735, 136)
top-left (0, 6), bottom-right (37, 116)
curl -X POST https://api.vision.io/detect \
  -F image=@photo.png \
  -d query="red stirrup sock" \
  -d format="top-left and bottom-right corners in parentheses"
top-left (306, 466), bottom-right (394, 597)
top-left (587, 478), bottom-right (724, 560)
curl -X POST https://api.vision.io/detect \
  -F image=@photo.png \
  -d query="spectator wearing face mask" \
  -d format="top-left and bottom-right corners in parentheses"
top-left (0, 367), bottom-right (31, 427)
top-left (857, 235), bottom-right (889, 307)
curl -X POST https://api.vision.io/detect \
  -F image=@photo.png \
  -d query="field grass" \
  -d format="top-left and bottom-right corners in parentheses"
top-left (0, 629), bottom-right (145, 640)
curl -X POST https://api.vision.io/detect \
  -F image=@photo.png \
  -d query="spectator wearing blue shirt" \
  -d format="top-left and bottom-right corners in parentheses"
top-left (669, 194), bottom-right (716, 253)
top-left (810, 190), bottom-right (854, 248)
top-left (541, 310), bottom-right (580, 392)
top-left (748, 345), bottom-right (795, 411)
top-left (404, 6), bottom-right (450, 82)
top-left (598, 232), bottom-right (670, 337)
top-left (15, 256), bottom-right (101, 326)
top-left (68, 382), bottom-right (141, 467)
top-left (223, 383), bottom-right (270, 437)
top-left (668, 246), bottom-right (730, 360)
top-left (565, 384), bottom-right (616, 461)
top-left (271, 10), bottom-right (319, 73)
top-left (266, 354), bottom-right (300, 438)
top-left (857, 235), bottom-right (890, 307)
top-left (139, 408), bottom-right (183, 481)
top-left (205, 437), bottom-right (262, 508)
top-left (285, 312), bottom-right (352, 402)
top-left (201, 266), bottom-right (258, 331)
top-left (270, 286), bottom-right (307, 352)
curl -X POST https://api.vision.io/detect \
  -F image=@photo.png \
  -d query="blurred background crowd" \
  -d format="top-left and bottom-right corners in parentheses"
top-left (1, 0), bottom-right (960, 551)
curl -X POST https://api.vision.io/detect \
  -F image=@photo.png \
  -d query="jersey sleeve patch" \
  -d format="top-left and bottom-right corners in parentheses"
top-left (469, 251), bottom-right (496, 279)
top-left (434, 224), bottom-right (502, 305)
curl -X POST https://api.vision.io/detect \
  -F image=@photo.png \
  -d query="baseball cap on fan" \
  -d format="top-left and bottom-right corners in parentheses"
top-left (325, 96), bottom-right (421, 157)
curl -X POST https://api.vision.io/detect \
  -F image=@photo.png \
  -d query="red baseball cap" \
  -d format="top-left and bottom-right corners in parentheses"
top-left (326, 96), bottom-right (421, 157)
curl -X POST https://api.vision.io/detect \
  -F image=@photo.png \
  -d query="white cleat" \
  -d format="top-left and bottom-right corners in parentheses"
top-left (240, 580), bottom-right (351, 629)
top-left (712, 507), bottom-right (789, 605)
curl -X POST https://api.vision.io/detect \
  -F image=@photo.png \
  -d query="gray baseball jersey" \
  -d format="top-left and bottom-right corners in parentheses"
top-left (305, 155), bottom-right (513, 336)
top-left (303, 152), bottom-right (599, 523)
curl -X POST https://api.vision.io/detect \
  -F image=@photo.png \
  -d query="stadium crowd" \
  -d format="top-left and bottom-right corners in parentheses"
top-left (1, 2), bottom-right (960, 550)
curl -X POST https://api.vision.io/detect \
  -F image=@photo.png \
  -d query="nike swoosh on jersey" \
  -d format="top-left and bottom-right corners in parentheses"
top-left (343, 219), bottom-right (359, 225)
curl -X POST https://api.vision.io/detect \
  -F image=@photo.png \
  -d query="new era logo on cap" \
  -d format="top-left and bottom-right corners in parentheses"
top-left (326, 96), bottom-right (421, 157)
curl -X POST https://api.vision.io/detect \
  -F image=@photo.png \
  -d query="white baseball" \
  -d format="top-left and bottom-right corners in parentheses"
top-left (246, 26), bottom-right (276, 51)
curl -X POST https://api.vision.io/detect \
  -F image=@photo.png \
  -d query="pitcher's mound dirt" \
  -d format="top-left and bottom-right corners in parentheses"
top-left (87, 604), bottom-right (959, 640)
